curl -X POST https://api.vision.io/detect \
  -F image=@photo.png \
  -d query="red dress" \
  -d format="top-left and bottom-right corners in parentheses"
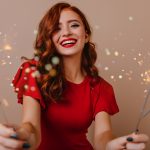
top-left (12, 60), bottom-right (119, 150)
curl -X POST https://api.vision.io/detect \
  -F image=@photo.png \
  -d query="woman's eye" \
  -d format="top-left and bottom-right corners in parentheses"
top-left (71, 24), bottom-right (80, 28)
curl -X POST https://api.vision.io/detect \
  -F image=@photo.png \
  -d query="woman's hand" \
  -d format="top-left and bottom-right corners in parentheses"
top-left (106, 133), bottom-right (149, 150)
top-left (0, 123), bottom-right (35, 149)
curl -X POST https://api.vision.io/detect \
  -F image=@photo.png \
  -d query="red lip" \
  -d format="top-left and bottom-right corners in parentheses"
top-left (60, 38), bottom-right (77, 45)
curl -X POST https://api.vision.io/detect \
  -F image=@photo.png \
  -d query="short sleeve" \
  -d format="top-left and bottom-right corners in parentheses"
top-left (12, 60), bottom-right (45, 108)
top-left (92, 78), bottom-right (119, 119)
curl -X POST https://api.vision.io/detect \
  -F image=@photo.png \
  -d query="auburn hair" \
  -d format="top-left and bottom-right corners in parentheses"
top-left (34, 2), bottom-right (99, 102)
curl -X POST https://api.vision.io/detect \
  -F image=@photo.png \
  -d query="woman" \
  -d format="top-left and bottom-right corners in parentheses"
top-left (0, 2), bottom-right (149, 150)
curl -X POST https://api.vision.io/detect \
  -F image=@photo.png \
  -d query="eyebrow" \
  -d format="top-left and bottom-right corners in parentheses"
top-left (59, 19), bottom-right (81, 25)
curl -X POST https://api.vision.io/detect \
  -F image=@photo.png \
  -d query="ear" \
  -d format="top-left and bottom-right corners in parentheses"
top-left (85, 32), bottom-right (89, 43)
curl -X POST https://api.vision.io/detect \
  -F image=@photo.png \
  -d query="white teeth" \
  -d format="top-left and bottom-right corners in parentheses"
top-left (62, 40), bottom-right (76, 45)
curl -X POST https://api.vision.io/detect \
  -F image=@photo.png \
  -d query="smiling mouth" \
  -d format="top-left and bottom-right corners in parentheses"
top-left (60, 39), bottom-right (77, 48)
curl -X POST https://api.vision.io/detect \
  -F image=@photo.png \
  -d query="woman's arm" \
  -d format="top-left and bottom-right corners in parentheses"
top-left (93, 111), bottom-right (114, 150)
top-left (18, 95), bottom-right (41, 149)
top-left (93, 111), bottom-right (149, 150)
top-left (0, 96), bottom-right (41, 149)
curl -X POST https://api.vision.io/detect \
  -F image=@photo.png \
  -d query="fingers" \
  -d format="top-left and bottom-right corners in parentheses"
top-left (131, 133), bottom-right (149, 143)
top-left (126, 142), bottom-right (146, 150)
top-left (0, 135), bottom-right (25, 149)
top-left (0, 124), bottom-right (15, 137)
top-left (0, 145), bottom-right (14, 150)
top-left (125, 133), bottom-right (149, 150)
top-left (0, 124), bottom-right (31, 149)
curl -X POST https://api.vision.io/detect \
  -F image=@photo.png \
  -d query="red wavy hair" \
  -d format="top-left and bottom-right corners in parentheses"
top-left (34, 2), bottom-right (99, 102)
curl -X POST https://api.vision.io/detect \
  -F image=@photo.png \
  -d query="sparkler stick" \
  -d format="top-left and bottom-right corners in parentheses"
top-left (135, 88), bottom-right (150, 134)
top-left (0, 100), bottom-right (9, 124)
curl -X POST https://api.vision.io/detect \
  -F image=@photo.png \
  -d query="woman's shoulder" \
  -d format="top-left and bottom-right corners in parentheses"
top-left (88, 75), bottom-right (113, 89)
top-left (20, 59), bottom-right (37, 68)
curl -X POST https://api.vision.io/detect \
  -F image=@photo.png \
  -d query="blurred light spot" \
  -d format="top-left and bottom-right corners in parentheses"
top-left (24, 76), bottom-right (28, 80)
top-left (104, 48), bottom-right (111, 55)
top-left (114, 51), bottom-right (119, 56)
top-left (2, 99), bottom-right (9, 107)
top-left (141, 73), bottom-right (144, 77)
top-left (30, 86), bottom-right (36, 91)
top-left (128, 16), bottom-right (133, 21)
top-left (118, 75), bottom-right (123, 79)
top-left (51, 56), bottom-right (60, 65)
top-left (50, 69), bottom-right (57, 77)
top-left (143, 70), bottom-right (150, 83)
top-left (138, 53), bottom-right (142, 56)
top-left (31, 70), bottom-right (41, 78)
top-left (110, 75), bottom-right (114, 79)
top-left (95, 25), bottom-right (100, 29)
top-left (138, 60), bottom-right (143, 66)
top-left (128, 77), bottom-right (132, 80)
top-left (4, 44), bottom-right (12, 51)
top-left (33, 30), bottom-right (38, 35)
top-left (112, 60), bottom-right (116, 64)
top-left (34, 56), bottom-right (39, 61)
top-left (104, 66), bottom-right (109, 71)
top-left (25, 67), bottom-right (31, 73)
top-left (45, 64), bottom-right (52, 71)
top-left (15, 88), bottom-right (19, 91)
top-left (144, 89), bottom-right (148, 93)
top-left (24, 85), bottom-right (28, 90)
top-left (10, 83), bottom-right (14, 87)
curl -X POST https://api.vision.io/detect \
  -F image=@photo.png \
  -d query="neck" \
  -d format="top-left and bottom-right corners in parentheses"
top-left (62, 54), bottom-right (86, 83)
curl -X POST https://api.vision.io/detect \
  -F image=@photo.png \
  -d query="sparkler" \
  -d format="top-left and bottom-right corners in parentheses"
top-left (135, 88), bottom-right (150, 133)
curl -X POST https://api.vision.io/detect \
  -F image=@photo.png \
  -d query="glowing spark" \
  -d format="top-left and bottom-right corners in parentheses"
top-left (138, 60), bottom-right (143, 66)
top-left (142, 70), bottom-right (150, 83)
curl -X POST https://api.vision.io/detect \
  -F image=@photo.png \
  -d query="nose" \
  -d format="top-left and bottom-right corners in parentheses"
top-left (61, 26), bottom-right (72, 37)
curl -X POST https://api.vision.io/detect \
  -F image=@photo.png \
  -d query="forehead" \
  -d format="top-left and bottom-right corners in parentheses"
top-left (59, 8), bottom-right (82, 24)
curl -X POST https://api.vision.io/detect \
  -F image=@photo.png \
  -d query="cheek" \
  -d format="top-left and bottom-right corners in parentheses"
top-left (52, 32), bottom-right (60, 44)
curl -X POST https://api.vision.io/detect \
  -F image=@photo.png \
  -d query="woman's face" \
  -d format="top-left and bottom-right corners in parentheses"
top-left (52, 8), bottom-right (88, 57)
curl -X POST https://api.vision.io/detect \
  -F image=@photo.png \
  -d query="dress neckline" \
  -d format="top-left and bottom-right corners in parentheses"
top-left (66, 75), bottom-right (89, 86)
